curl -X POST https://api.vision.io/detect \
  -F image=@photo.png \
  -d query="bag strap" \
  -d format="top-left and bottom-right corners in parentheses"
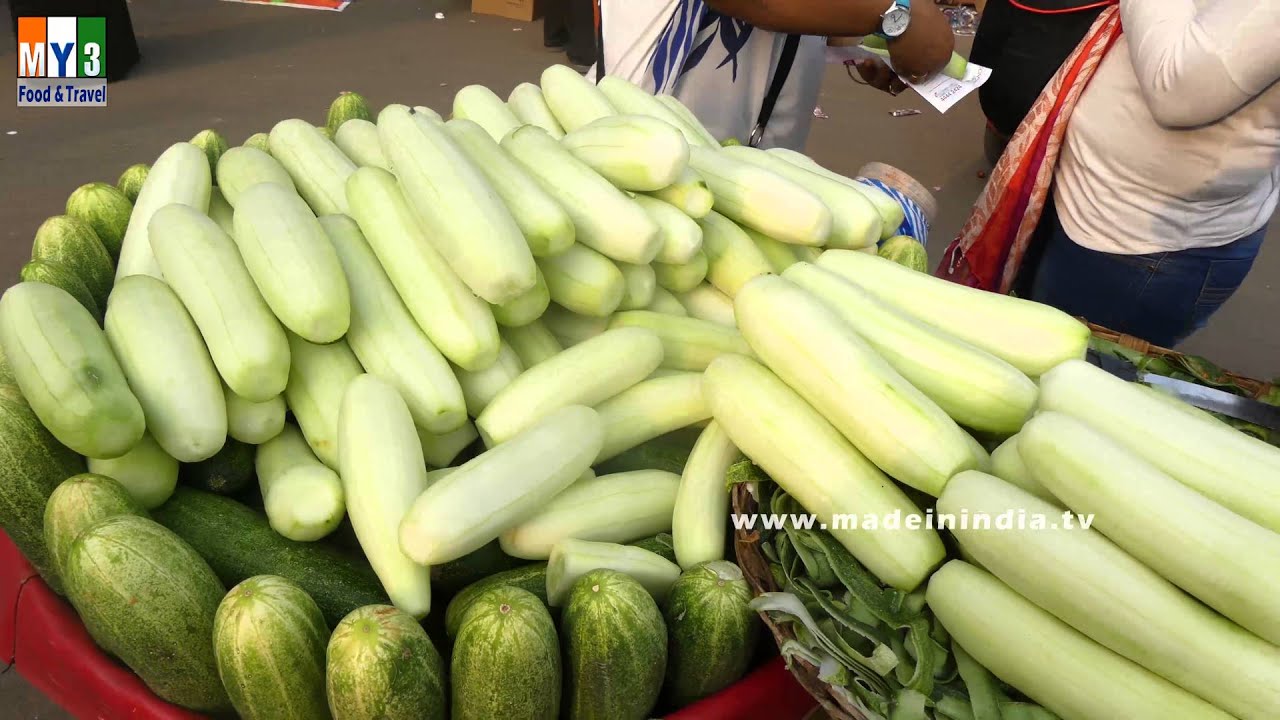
top-left (594, 0), bottom-right (606, 83)
top-left (749, 33), bottom-right (802, 147)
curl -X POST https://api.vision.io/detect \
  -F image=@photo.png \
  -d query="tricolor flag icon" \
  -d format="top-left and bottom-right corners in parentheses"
top-left (17, 16), bottom-right (106, 79)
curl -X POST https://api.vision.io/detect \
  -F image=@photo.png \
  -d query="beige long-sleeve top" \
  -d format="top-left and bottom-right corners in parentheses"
top-left (1053, 0), bottom-right (1280, 254)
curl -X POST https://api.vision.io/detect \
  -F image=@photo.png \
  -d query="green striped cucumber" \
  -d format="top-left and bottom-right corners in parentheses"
top-left (508, 82), bottom-right (566, 138)
top-left (327, 605), bottom-right (447, 720)
top-left (224, 385), bottom-right (285, 444)
top-left (116, 162), bottom-right (149, 203)
top-left (654, 251), bottom-right (708, 293)
top-left (0, 282), bottom-right (144, 458)
top-left (243, 133), bottom-right (272, 154)
top-left (453, 85), bottom-right (521, 141)
top-left (88, 432), bottom-right (179, 509)
top-left (452, 586), bottom-right (561, 720)
top-left (105, 275), bottom-right (227, 462)
top-left (492, 266), bottom-right (552, 327)
top-left (63, 515), bottom-right (230, 711)
top-left (152, 488), bottom-right (387, 626)
top-left (455, 341), bottom-right (524, 417)
top-left (502, 319), bottom-right (563, 368)
top-left (345, 165), bottom-right (501, 371)
top-left (268, 118), bottom-right (357, 215)
top-left (673, 421), bottom-right (739, 569)
top-left (444, 533), bottom-right (676, 637)
top-left (663, 561), bottom-right (759, 706)
top-left (476, 327), bottom-right (662, 446)
top-left (285, 333), bottom-right (364, 469)
top-left (501, 471), bottom-right (680, 560)
top-left (326, 91), bottom-right (373, 135)
top-left (378, 105), bottom-right (537, 305)
top-left (333, 118), bottom-right (390, 170)
top-left (43, 473), bottom-right (146, 583)
top-left (232, 182), bottom-right (351, 343)
top-left (213, 575), bottom-right (330, 720)
top-left (191, 129), bottom-right (230, 176)
top-left (562, 569), bottom-right (667, 720)
top-left (65, 182), bottom-right (132, 260)
top-left (610, 310), bottom-right (750, 371)
top-left (879, 235), bottom-right (928, 272)
top-left (340, 375), bottom-right (433, 618)
top-left (116, 142), bottom-right (211, 280)
top-left (0, 384), bottom-right (87, 592)
top-left (546, 539), bottom-right (682, 607)
top-left (214, 146), bottom-right (296, 206)
top-left (320, 214), bottom-right (466, 433)
top-left (31, 214), bottom-right (114, 308)
top-left (595, 373), bottom-right (710, 461)
top-left (256, 423), bottom-right (345, 541)
top-left (150, 204), bottom-right (291, 402)
top-left (180, 439), bottom-right (255, 495)
top-left (445, 118), bottom-right (575, 258)
top-left (19, 259), bottom-right (101, 322)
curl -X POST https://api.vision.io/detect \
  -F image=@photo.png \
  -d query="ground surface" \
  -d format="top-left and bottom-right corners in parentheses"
top-left (0, 0), bottom-right (1275, 716)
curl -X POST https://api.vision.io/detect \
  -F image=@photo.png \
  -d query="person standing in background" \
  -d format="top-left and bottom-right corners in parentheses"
top-left (969, 0), bottom-right (1110, 163)
top-left (543, 0), bottom-right (598, 69)
top-left (1023, 0), bottom-right (1279, 347)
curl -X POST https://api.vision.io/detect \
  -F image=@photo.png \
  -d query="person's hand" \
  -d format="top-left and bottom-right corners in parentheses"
top-left (852, 58), bottom-right (911, 96)
top-left (887, 2), bottom-right (955, 83)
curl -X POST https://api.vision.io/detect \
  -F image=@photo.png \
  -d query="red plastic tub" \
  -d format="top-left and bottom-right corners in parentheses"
top-left (1, 531), bottom-right (818, 719)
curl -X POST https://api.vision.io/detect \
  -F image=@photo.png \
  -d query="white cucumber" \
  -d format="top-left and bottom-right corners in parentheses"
top-left (561, 114), bottom-right (690, 192)
top-left (116, 142), bottom-right (211, 281)
top-left (214, 146), bottom-right (296, 207)
top-left (646, 287), bottom-right (689, 317)
top-left (454, 342), bottom-right (525, 417)
top-left (539, 243), bottom-right (626, 317)
top-left (541, 304), bottom-right (612, 347)
top-left (501, 319), bottom-right (563, 369)
top-left (632, 194), bottom-right (703, 264)
top-left (492, 268), bottom-right (551, 328)
top-left (267, 118), bottom-right (357, 215)
top-left (417, 421), bottom-right (479, 468)
top-left (508, 82), bottom-right (566, 138)
top-left (653, 251), bottom-right (708, 294)
top-left (648, 167), bottom-right (714, 219)
top-left (284, 333), bottom-right (364, 470)
top-left (655, 95), bottom-right (721, 147)
top-left (673, 421), bottom-right (739, 569)
top-left (699, 210), bottom-right (774, 297)
top-left (546, 538), bottom-right (681, 607)
top-left (452, 84), bottom-right (522, 142)
top-left (540, 64), bottom-right (617, 132)
top-left (594, 372), bottom-right (710, 462)
top-left (256, 423), bottom-right (345, 542)
top-left (596, 76), bottom-right (712, 148)
top-left (610, 310), bottom-right (750, 372)
top-left (676, 284), bottom-right (736, 327)
top-left (333, 118), bottom-right (390, 171)
top-left (689, 145), bottom-right (830, 246)
top-left (224, 385), bottom-right (285, 445)
top-left (617, 262), bottom-right (657, 311)
top-left (87, 433), bottom-right (177, 509)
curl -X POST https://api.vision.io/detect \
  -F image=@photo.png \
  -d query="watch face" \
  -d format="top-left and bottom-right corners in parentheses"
top-left (883, 8), bottom-right (911, 37)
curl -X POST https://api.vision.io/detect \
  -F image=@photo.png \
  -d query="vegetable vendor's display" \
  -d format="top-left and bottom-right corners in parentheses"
top-left (3, 74), bottom-right (1277, 720)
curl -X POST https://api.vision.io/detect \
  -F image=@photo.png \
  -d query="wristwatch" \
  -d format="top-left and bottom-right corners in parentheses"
top-left (876, 0), bottom-right (912, 39)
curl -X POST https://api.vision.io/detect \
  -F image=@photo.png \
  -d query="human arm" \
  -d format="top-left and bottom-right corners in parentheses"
top-left (1121, 0), bottom-right (1280, 128)
top-left (705, 0), bottom-right (955, 79)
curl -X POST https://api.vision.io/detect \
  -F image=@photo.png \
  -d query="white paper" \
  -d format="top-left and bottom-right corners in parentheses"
top-left (904, 62), bottom-right (992, 114)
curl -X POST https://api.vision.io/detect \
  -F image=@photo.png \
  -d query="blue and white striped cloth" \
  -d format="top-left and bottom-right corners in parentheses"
top-left (649, 0), bottom-right (707, 94)
top-left (859, 178), bottom-right (931, 248)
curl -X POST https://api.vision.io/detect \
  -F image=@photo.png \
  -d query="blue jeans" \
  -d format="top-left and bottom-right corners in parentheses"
top-left (1027, 205), bottom-right (1266, 348)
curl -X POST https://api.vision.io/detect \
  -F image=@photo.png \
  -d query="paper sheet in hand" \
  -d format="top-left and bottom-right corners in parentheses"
top-left (826, 44), bottom-right (991, 115)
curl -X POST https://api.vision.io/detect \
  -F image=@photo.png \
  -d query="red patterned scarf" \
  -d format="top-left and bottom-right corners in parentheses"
top-left (936, 5), bottom-right (1123, 292)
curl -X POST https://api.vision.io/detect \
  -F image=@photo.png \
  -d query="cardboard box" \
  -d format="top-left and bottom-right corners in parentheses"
top-left (472, 0), bottom-right (539, 22)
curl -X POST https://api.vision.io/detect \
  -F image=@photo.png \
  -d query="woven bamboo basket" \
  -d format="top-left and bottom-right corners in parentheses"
top-left (732, 324), bottom-right (1274, 719)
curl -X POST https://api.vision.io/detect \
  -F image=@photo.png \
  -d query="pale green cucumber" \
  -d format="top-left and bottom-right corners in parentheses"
top-left (542, 304), bottom-right (612, 346)
top-left (445, 118), bottom-right (575, 258)
top-left (0, 281), bottom-right (144, 458)
top-left (150, 204), bottom-right (291, 402)
top-left (345, 166), bottom-right (501, 371)
top-left (319, 213), bottom-right (467, 433)
top-left (673, 421), bottom-right (739, 569)
top-left (561, 114), bottom-right (690, 192)
top-left (595, 373), bottom-right (709, 462)
top-left (746, 227), bottom-right (801, 273)
top-left (596, 76), bottom-right (712, 148)
top-left (455, 342), bottom-right (525, 417)
top-left (224, 385), bottom-right (285, 444)
top-left (268, 118), bottom-right (357, 215)
top-left (501, 470), bottom-right (680, 560)
top-left (653, 251), bottom-right (708, 293)
top-left (508, 82), bottom-right (566, 138)
top-left (339, 375), bottom-right (433, 618)
top-left (232, 182), bottom-right (351, 343)
top-left (689, 145), bottom-right (830, 247)
top-left (540, 64), bottom-right (616, 132)
top-left (704, 354), bottom-right (945, 591)
top-left (504, 125), bottom-right (662, 264)
top-left (285, 333), bottom-right (364, 469)
top-left (610, 310), bottom-right (750, 371)
top-left (618, 262), bottom-right (657, 311)
top-left (699, 210), bottom-right (774, 297)
top-left (646, 286), bottom-right (689, 317)
top-left (105, 275), bottom-right (227, 463)
top-left (768, 148), bottom-right (904, 238)
top-left (676, 284), bottom-right (736, 327)
top-left (452, 84), bottom-right (522, 142)
top-left (492, 268), bottom-right (551, 327)
top-left (477, 327), bottom-right (663, 446)
top-left (116, 142), bottom-right (212, 280)
top-left (989, 435), bottom-right (1055, 504)
top-left (648, 167), bottom-right (714, 219)
top-left (632, 194), bottom-right (703, 264)
top-left (417, 421), bottom-right (479, 468)
top-left (256, 423), bottom-right (345, 542)
top-left (207, 187), bottom-right (235, 237)
top-left (333, 118), bottom-right (390, 170)
top-left (546, 539), bottom-right (682, 607)
top-left (400, 406), bottom-right (603, 566)
top-left (502, 319), bottom-right (563, 368)
top-left (88, 433), bottom-right (178, 509)
top-left (656, 94), bottom-right (720, 147)
top-left (214, 146), bottom-right (296, 207)
top-left (540, 243), bottom-right (626, 317)
top-left (378, 104), bottom-right (537, 304)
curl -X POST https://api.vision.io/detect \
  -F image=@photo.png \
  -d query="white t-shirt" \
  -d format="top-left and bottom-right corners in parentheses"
top-left (1053, 0), bottom-right (1280, 255)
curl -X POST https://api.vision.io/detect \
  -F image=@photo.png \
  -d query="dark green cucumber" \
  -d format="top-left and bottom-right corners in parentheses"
top-left (180, 438), bottom-right (255, 495)
top-left (663, 561), bottom-right (759, 706)
top-left (42, 473), bottom-right (146, 582)
top-left (451, 586), bottom-right (561, 720)
top-left (432, 539), bottom-right (528, 599)
top-left (151, 487), bottom-right (386, 626)
top-left (327, 605), bottom-right (446, 720)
